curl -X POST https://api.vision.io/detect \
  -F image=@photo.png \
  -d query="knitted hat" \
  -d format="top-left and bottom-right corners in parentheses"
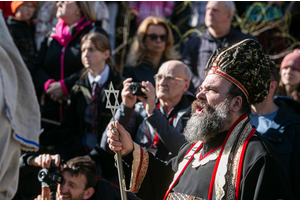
top-left (205, 39), bottom-right (271, 104)
top-left (280, 49), bottom-right (300, 72)
top-left (11, 1), bottom-right (37, 14)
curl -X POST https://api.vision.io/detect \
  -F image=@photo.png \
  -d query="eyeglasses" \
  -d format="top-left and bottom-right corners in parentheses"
top-left (146, 34), bottom-right (168, 42)
top-left (154, 74), bottom-right (187, 83)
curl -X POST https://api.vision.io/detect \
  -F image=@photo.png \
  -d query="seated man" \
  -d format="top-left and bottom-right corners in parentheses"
top-left (101, 60), bottom-right (196, 161)
top-left (250, 62), bottom-right (300, 199)
top-left (18, 154), bottom-right (120, 200)
top-left (106, 39), bottom-right (293, 200)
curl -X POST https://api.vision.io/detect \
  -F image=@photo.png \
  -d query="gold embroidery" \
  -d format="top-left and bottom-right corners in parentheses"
top-left (129, 142), bottom-right (149, 193)
top-left (213, 117), bottom-right (253, 200)
top-left (167, 192), bottom-right (206, 200)
top-left (226, 123), bottom-right (253, 199)
top-left (135, 145), bottom-right (149, 193)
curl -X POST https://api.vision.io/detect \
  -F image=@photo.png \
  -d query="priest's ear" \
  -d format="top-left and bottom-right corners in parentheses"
top-left (230, 95), bottom-right (243, 113)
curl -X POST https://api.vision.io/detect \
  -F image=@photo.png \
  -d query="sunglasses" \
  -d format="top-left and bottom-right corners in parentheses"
top-left (146, 34), bottom-right (168, 42)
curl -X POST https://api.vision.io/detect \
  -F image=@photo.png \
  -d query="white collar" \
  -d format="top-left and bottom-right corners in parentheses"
top-left (88, 64), bottom-right (110, 87)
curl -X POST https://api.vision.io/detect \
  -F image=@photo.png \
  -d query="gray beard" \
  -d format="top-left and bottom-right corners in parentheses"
top-left (184, 98), bottom-right (231, 143)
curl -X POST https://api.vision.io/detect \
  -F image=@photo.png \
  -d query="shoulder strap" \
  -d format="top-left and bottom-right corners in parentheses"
top-left (78, 85), bottom-right (92, 105)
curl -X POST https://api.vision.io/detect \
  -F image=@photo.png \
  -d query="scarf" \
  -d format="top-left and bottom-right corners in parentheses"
top-left (51, 16), bottom-right (92, 46)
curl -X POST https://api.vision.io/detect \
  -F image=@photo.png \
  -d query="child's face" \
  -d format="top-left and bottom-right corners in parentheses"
top-left (15, 2), bottom-right (36, 21)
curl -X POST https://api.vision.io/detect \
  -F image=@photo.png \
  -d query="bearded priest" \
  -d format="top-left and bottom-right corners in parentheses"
top-left (106, 39), bottom-right (293, 200)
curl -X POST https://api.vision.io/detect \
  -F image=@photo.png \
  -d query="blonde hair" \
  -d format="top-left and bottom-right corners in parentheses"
top-left (80, 32), bottom-right (118, 78)
top-left (126, 16), bottom-right (178, 68)
top-left (77, 2), bottom-right (96, 22)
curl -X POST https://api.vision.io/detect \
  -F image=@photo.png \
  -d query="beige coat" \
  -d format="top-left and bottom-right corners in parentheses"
top-left (0, 11), bottom-right (40, 199)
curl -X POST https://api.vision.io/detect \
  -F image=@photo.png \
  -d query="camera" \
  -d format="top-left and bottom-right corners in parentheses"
top-left (38, 162), bottom-right (63, 184)
top-left (38, 161), bottom-right (63, 200)
top-left (129, 82), bottom-right (147, 98)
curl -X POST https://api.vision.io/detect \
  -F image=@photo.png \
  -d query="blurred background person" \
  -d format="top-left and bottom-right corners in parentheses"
top-left (128, 1), bottom-right (175, 27)
top-left (31, 1), bottom-right (108, 149)
top-left (34, 1), bottom-right (58, 51)
top-left (278, 49), bottom-right (300, 101)
top-left (58, 32), bottom-right (123, 183)
top-left (6, 1), bottom-right (37, 72)
top-left (123, 16), bottom-right (178, 86)
top-left (251, 62), bottom-right (300, 199)
top-left (181, 1), bottom-right (256, 95)
top-left (106, 1), bottom-right (119, 57)
top-left (35, 1), bottom-right (109, 52)
top-left (0, 1), bottom-right (13, 19)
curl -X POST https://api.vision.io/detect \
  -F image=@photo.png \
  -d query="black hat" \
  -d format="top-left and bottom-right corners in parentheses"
top-left (205, 39), bottom-right (270, 104)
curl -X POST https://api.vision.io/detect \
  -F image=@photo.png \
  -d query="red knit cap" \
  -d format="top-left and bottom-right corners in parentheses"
top-left (11, 1), bottom-right (37, 14)
top-left (280, 49), bottom-right (300, 72)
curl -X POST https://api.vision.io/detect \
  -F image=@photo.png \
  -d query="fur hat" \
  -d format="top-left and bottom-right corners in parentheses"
top-left (11, 1), bottom-right (37, 14)
top-left (205, 39), bottom-right (271, 104)
top-left (280, 49), bottom-right (300, 72)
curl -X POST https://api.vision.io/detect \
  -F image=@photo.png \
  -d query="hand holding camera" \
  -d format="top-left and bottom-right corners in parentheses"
top-left (30, 154), bottom-right (61, 169)
top-left (29, 154), bottom-right (62, 200)
top-left (122, 78), bottom-right (157, 116)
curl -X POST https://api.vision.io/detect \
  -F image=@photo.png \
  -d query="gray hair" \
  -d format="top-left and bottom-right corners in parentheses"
top-left (183, 64), bottom-right (192, 81)
top-left (224, 1), bottom-right (236, 19)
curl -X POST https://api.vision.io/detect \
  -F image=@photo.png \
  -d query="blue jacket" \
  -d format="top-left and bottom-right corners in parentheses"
top-left (252, 96), bottom-right (300, 199)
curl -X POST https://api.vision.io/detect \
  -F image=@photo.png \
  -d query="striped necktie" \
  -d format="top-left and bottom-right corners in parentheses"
top-left (91, 82), bottom-right (100, 135)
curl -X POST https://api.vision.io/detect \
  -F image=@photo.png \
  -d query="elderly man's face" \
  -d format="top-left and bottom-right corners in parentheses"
top-left (205, 1), bottom-right (231, 30)
top-left (184, 74), bottom-right (233, 142)
top-left (57, 171), bottom-right (91, 200)
top-left (155, 63), bottom-right (189, 102)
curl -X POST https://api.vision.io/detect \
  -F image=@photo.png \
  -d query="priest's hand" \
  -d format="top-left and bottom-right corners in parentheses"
top-left (107, 121), bottom-right (134, 156)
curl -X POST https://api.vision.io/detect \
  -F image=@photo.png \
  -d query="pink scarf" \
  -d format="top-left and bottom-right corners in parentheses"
top-left (51, 17), bottom-right (91, 46)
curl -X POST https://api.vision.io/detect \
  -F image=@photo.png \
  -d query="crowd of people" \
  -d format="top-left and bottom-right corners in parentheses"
top-left (0, 1), bottom-right (300, 200)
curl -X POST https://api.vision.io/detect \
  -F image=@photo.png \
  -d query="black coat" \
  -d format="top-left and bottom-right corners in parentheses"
top-left (6, 16), bottom-right (36, 71)
top-left (123, 59), bottom-right (166, 86)
top-left (58, 69), bottom-right (123, 180)
top-left (123, 128), bottom-right (293, 200)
